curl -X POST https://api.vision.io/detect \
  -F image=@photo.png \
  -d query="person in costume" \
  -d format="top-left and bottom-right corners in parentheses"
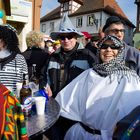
top-left (0, 24), bottom-right (28, 94)
top-left (41, 13), bottom-right (97, 140)
top-left (0, 83), bottom-right (28, 140)
top-left (41, 13), bottom-right (97, 98)
top-left (103, 16), bottom-right (140, 76)
top-left (56, 35), bottom-right (140, 140)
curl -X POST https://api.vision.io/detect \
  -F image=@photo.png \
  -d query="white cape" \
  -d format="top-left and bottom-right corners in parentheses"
top-left (55, 68), bottom-right (140, 140)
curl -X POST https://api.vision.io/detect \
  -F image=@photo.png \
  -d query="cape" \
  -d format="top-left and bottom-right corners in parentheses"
top-left (56, 68), bottom-right (140, 140)
top-left (0, 84), bottom-right (28, 140)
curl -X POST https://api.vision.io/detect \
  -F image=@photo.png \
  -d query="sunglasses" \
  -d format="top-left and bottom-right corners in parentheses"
top-left (108, 29), bottom-right (125, 34)
top-left (100, 44), bottom-right (121, 50)
top-left (59, 35), bottom-right (74, 40)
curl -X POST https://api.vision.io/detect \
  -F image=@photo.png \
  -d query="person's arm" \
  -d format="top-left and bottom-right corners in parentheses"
top-left (125, 44), bottom-right (140, 76)
top-left (44, 84), bottom-right (52, 97)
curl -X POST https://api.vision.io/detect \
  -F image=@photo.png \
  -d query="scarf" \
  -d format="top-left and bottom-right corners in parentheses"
top-left (0, 84), bottom-right (28, 140)
top-left (93, 35), bottom-right (138, 78)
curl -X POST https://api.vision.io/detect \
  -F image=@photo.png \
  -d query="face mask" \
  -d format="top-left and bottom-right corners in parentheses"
top-left (0, 49), bottom-right (11, 59)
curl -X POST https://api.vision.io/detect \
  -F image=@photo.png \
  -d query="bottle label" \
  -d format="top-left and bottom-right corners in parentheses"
top-left (23, 85), bottom-right (30, 89)
top-left (22, 97), bottom-right (33, 113)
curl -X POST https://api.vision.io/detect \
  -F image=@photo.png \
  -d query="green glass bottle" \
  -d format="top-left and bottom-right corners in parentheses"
top-left (30, 64), bottom-right (39, 85)
top-left (20, 73), bottom-right (32, 105)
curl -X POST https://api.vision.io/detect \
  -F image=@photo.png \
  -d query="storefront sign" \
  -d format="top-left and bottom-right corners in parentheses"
top-left (10, 0), bottom-right (32, 17)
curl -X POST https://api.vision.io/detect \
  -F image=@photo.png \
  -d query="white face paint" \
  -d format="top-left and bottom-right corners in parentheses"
top-left (0, 49), bottom-right (11, 59)
top-left (0, 39), bottom-right (11, 58)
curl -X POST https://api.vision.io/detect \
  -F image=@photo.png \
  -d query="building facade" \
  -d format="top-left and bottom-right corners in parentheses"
top-left (133, 0), bottom-right (140, 49)
top-left (2, 0), bottom-right (42, 52)
top-left (40, 0), bottom-right (135, 46)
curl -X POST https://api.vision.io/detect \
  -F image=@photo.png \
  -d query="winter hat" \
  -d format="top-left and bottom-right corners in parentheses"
top-left (102, 16), bottom-right (125, 32)
top-left (50, 13), bottom-right (83, 40)
top-left (81, 31), bottom-right (92, 39)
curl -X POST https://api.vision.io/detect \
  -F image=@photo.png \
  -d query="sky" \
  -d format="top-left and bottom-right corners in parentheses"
top-left (41, 0), bottom-right (137, 25)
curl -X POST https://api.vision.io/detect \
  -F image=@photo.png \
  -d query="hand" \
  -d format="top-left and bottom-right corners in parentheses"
top-left (44, 84), bottom-right (52, 97)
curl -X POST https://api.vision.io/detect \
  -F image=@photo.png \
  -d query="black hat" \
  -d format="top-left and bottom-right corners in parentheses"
top-left (102, 16), bottom-right (125, 32)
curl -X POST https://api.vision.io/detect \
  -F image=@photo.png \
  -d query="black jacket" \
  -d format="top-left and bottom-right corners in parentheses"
top-left (124, 43), bottom-right (140, 76)
top-left (85, 41), bottom-right (97, 55)
top-left (40, 42), bottom-right (97, 97)
top-left (22, 47), bottom-right (49, 80)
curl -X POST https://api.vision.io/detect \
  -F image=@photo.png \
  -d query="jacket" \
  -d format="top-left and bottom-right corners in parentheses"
top-left (124, 43), bottom-right (140, 76)
top-left (22, 47), bottom-right (49, 80)
top-left (40, 42), bottom-right (97, 97)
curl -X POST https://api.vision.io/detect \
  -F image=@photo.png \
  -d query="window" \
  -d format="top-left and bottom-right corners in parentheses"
top-left (76, 17), bottom-right (82, 28)
top-left (42, 24), bottom-right (46, 33)
top-left (50, 22), bottom-right (54, 32)
top-left (87, 14), bottom-right (95, 26)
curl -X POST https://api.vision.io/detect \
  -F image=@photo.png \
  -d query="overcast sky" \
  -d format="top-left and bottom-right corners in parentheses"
top-left (41, 0), bottom-right (137, 25)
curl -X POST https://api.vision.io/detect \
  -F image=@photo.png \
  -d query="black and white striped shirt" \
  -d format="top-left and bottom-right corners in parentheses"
top-left (0, 54), bottom-right (28, 93)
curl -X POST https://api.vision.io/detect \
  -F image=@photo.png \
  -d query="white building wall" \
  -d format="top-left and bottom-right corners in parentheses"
top-left (71, 1), bottom-right (81, 13)
top-left (6, 0), bottom-right (33, 52)
top-left (41, 12), bottom-right (104, 36)
top-left (41, 11), bottom-right (134, 45)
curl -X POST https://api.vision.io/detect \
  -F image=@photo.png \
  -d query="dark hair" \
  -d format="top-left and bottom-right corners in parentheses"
top-left (0, 25), bottom-right (20, 53)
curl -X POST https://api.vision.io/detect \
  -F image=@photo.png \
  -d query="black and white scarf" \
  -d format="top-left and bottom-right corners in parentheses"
top-left (93, 35), bottom-right (138, 78)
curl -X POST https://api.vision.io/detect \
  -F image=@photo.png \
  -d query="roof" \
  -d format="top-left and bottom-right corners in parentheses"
top-left (40, 0), bottom-right (135, 28)
top-left (58, 0), bottom-right (83, 5)
top-left (41, 6), bottom-right (61, 22)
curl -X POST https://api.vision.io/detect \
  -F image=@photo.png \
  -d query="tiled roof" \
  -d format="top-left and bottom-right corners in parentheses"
top-left (71, 0), bottom-right (126, 17)
top-left (41, 6), bottom-right (61, 22)
top-left (40, 0), bottom-right (135, 27)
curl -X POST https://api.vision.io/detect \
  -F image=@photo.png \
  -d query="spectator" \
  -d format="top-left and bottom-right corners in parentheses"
top-left (0, 24), bottom-right (28, 94)
top-left (81, 31), bottom-right (97, 55)
top-left (41, 13), bottom-right (97, 98)
top-left (91, 36), bottom-right (100, 48)
top-left (42, 13), bottom-right (97, 140)
top-left (22, 30), bottom-right (49, 83)
top-left (44, 38), bottom-right (55, 54)
top-left (56, 35), bottom-right (140, 140)
top-left (103, 16), bottom-right (140, 76)
top-left (53, 40), bottom-right (61, 52)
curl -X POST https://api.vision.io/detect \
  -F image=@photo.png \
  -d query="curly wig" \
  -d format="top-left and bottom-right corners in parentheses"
top-left (26, 31), bottom-right (44, 48)
top-left (0, 24), bottom-right (20, 53)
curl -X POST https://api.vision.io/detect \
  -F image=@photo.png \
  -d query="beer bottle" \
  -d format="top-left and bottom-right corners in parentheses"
top-left (30, 64), bottom-right (39, 85)
top-left (20, 73), bottom-right (32, 105)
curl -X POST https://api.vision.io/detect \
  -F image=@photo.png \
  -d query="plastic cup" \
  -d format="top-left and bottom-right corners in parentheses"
top-left (34, 97), bottom-right (46, 115)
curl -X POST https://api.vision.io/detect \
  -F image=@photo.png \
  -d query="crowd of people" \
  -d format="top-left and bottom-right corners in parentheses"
top-left (0, 13), bottom-right (140, 140)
